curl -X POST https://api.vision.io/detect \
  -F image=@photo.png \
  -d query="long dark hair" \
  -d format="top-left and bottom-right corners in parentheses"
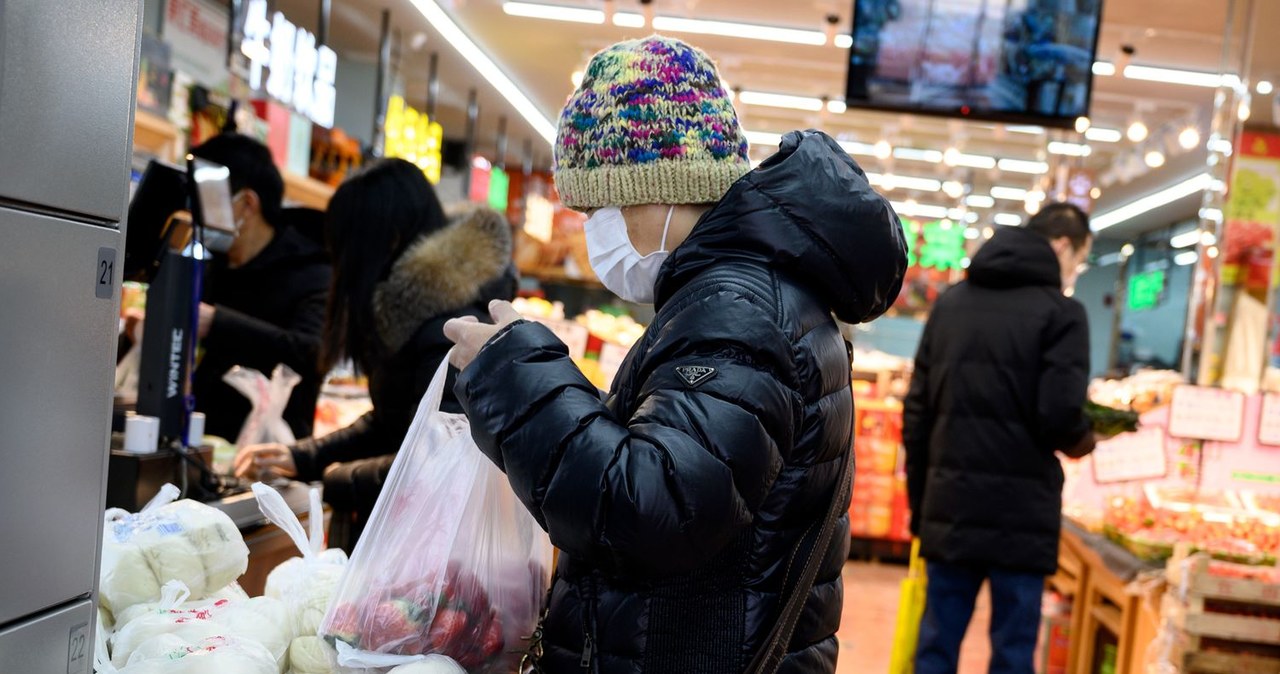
top-left (321, 158), bottom-right (449, 372)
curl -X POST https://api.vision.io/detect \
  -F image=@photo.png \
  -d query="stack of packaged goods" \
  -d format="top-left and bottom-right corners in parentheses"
top-left (96, 485), bottom-right (293, 673)
top-left (849, 402), bottom-right (910, 542)
top-left (1147, 547), bottom-right (1280, 674)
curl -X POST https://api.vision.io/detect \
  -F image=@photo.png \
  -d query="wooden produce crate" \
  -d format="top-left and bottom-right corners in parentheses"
top-left (1161, 594), bottom-right (1280, 645)
top-left (1167, 551), bottom-right (1280, 607)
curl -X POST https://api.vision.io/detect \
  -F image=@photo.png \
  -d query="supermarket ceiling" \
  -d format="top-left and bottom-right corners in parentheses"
top-left (273, 0), bottom-right (1280, 236)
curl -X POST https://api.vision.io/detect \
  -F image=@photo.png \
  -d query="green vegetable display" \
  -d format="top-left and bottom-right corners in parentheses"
top-left (1084, 401), bottom-right (1140, 437)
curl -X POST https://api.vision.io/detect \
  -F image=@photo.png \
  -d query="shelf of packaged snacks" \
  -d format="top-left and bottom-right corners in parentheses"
top-left (282, 170), bottom-right (334, 210)
top-left (133, 108), bottom-right (182, 162)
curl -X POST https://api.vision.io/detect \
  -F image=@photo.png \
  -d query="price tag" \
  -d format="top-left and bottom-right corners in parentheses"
top-left (534, 318), bottom-right (589, 361)
top-left (598, 341), bottom-right (631, 390)
top-left (1091, 426), bottom-right (1168, 484)
top-left (1168, 385), bottom-right (1245, 442)
top-left (1259, 393), bottom-right (1280, 446)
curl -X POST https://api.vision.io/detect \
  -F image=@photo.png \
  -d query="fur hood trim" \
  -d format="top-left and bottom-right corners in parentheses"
top-left (373, 205), bottom-right (512, 351)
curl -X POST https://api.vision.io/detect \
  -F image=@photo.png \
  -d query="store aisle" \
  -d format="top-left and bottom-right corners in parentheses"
top-left (836, 562), bottom-right (993, 674)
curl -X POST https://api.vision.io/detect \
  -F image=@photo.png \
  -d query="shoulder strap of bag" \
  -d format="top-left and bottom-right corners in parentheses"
top-left (745, 449), bottom-right (854, 674)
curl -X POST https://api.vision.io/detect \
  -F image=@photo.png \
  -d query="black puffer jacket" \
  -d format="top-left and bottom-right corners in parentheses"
top-left (903, 226), bottom-right (1091, 576)
top-left (456, 130), bottom-right (906, 674)
top-left (291, 206), bottom-right (516, 538)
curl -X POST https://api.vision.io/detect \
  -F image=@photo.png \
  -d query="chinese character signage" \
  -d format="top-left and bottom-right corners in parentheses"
top-left (242, 0), bottom-right (337, 128)
top-left (904, 220), bottom-right (967, 271)
top-left (488, 167), bottom-right (510, 212)
top-left (383, 95), bottom-right (444, 184)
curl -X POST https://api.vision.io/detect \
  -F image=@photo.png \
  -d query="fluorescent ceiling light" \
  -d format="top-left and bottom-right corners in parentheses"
top-left (1259, 80), bottom-right (1275, 95)
top-left (840, 140), bottom-right (875, 156)
top-left (964, 227), bottom-right (981, 240)
top-left (994, 213), bottom-right (1023, 226)
top-left (612, 12), bottom-right (645, 27)
top-left (1085, 127), bottom-right (1122, 143)
top-left (1175, 251), bottom-right (1199, 266)
top-left (1096, 252), bottom-right (1123, 266)
top-left (1048, 141), bottom-right (1092, 157)
top-left (893, 147), bottom-right (943, 163)
top-left (834, 34), bottom-right (852, 48)
top-left (1091, 172), bottom-right (1212, 231)
top-left (503, 2), bottom-right (603, 23)
top-left (407, 0), bottom-right (557, 144)
top-left (1170, 230), bottom-right (1201, 248)
top-left (1124, 64), bottom-right (1225, 88)
top-left (1093, 61), bottom-right (1116, 76)
top-left (826, 99), bottom-right (847, 114)
top-left (1006, 125), bottom-right (1045, 135)
top-left (737, 90), bottom-right (824, 111)
top-left (651, 16), bottom-right (826, 45)
top-left (1200, 207), bottom-right (1223, 223)
top-left (891, 201), bottom-right (949, 219)
top-left (946, 150), bottom-right (997, 169)
top-left (947, 208), bottom-right (969, 221)
top-left (990, 186), bottom-right (1029, 201)
top-left (744, 130), bottom-right (782, 147)
top-left (965, 194), bottom-right (996, 208)
top-left (883, 175), bottom-right (943, 192)
top-left (998, 158), bottom-right (1049, 174)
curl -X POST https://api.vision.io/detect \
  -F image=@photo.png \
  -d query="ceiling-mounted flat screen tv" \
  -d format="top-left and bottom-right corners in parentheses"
top-left (845, 0), bottom-right (1103, 128)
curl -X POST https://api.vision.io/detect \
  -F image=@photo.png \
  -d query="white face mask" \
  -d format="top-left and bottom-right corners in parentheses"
top-left (584, 205), bottom-right (674, 304)
top-left (204, 192), bottom-right (247, 254)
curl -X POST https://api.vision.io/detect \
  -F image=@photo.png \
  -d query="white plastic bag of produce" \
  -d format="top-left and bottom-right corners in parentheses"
top-left (386, 656), bottom-right (467, 674)
top-left (114, 583), bottom-right (250, 632)
top-left (113, 635), bottom-right (278, 674)
top-left (288, 636), bottom-right (335, 674)
top-left (110, 581), bottom-right (289, 670)
top-left (224, 364), bottom-right (301, 449)
top-left (99, 485), bottom-right (249, 616)
top-left (319, 357), bottom-right (552, 673)
top-left (253, 482), bottom-right (349, 640)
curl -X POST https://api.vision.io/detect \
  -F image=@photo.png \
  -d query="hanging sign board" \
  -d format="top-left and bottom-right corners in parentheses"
top-left (1258, 393), bottom-right (1280, 446)
top-left (1168, 385), bottom-right (1246, 442)
top-left (383, 95), bottom-right (444, 184)
top-left (241, 0), bottom-right (337, 127)
top-left (1091, 426), bottom-right (1168, 484)
top-left (164, 0), bottom-right (229, 89)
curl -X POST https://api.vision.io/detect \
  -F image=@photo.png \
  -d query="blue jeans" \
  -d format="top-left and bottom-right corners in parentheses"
top-left (915, 561), bottom-right (1044, 674)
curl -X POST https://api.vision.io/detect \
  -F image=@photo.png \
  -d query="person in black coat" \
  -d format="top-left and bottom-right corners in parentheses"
top-left (445, 36), bottom-right (906, 674)
top-left (188, 134), bottom-right (332, 441)
top-left (903, 202), bottom-right (1097, 674)
top-left (234, 159), bottom-right (515, 549)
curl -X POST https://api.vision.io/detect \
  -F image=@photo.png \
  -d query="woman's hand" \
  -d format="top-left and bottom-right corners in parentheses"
top-left (233, 443), bottom-right (298, 480)
top-left (443, 300), bottom-right (523, 371)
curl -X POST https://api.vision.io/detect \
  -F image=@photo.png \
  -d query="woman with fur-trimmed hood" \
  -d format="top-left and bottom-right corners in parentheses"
top-left (235, 158), bottom-right (516, 547)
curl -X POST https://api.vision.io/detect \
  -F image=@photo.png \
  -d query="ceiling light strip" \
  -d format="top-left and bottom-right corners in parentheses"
top-left (503, 1), bottom-right (603, 23)
top-left (410, 0), bottom-right (558, 144)
top-left (737, 90), bottom-right (825, 112)
top-left (651, 15), bottom-right (827, 45)
top-left (1091, 172), bottom-right (1213, 231)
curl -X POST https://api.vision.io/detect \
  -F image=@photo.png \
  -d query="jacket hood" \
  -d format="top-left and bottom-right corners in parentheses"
top-left (655, 129), bottom-right (907, 324)
top-left (373, 205), bottom-right (514, 351)
top-left (968, 226), bottom-right (1062, 289)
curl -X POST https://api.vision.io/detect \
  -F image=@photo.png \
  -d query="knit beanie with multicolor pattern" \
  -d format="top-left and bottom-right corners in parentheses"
top-left (554, 35), bottom-right (750, 210)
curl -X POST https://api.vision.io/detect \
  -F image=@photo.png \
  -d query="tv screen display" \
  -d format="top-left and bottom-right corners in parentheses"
top-left (845, 0), bottom-right (1103, 127)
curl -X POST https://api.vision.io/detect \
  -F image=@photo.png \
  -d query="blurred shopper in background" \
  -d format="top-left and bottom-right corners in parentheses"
top-left (904, 202), bottom-right (1097, 674)
top-left (443, 36), bottom-right (906, 674)
top-left (234, 158), bottom-right (516, 550)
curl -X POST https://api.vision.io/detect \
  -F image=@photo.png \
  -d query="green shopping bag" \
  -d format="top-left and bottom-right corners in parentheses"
top-left (889, 539), bottom-right (927, 674)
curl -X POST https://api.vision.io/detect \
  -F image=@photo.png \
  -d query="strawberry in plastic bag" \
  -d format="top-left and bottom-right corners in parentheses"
top-left (319, 358), bottom-right (552, 673)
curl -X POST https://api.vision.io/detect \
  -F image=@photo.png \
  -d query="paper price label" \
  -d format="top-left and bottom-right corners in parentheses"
top-left (1259, 393), bottom-right (1280, 446)
top-left (598, 341), bottom-right (631, 391)
top-left (1168, 385), bottom-right (1245, 442)
top-left (1091, 426), bottom-right (1168, 484)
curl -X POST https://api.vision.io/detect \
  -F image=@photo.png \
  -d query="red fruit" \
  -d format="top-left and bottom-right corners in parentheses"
top-left (481, 612), bottom-right (505, 658)
top-left (427, 608), bottom-right (470, 654)
top-left (368, 600), bottom-right (422, 653)
top-left (325, 603), bottom-right (362, 645)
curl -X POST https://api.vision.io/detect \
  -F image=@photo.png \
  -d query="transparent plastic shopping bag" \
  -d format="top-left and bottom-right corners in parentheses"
top-left (224, 364), bottom-right (301, 449)
top-left (253, 483), bottom-right (349, 639)
top-left (319, 357), bottom-right (553, 673)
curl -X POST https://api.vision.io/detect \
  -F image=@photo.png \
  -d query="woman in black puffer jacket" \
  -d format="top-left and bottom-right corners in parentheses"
top-left (235, 159), bottom-right (515, 549)
top-left (444, 36), bottom-right (905, 674)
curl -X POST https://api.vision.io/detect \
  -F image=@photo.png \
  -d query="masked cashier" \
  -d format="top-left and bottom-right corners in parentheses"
top-left (188, 134), bottom-right (332, 441)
